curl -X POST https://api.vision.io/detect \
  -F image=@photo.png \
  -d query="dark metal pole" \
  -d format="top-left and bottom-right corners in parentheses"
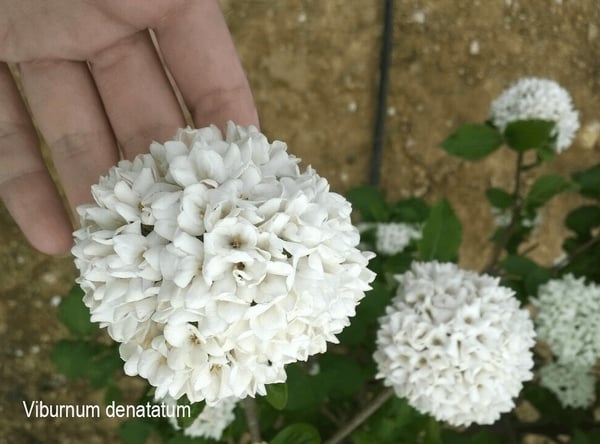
top-left (369, 0), bottom-right (395, 186)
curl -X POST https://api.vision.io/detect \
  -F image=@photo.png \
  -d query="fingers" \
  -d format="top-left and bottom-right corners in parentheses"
top-left (18, 59), bottom-right (119, 211)
top-left (89, 30), bottom-right (185, 159)
top-left (154, 0), bottom-right (259, 129)
top-left (0, 64), bottom-right (73, 254)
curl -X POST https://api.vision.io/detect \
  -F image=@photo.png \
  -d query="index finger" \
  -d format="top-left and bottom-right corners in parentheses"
top-left (154, 0), bottom-right (258, 130)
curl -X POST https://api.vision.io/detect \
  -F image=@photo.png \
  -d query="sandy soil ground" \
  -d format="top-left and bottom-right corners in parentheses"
top-left (1, 1), bottom-right (599, 442)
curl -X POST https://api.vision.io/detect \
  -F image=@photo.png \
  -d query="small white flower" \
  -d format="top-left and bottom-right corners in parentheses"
top-left (532, 274), bottom-right (600, 366)
top-left (167, 396), bottom-right (237, 440)
top-left (73, 122), bottom-right (375, 405)
top-left (375, 223), bottom-right (422, 255)
top-left (490, 77), bottom-right (579, 152)
top-left (539, 362), bottom-right (595, 408)
top-left (491, 207), bottom-right (542, 230)
top-left (374, 261), bottom-right (535, 426)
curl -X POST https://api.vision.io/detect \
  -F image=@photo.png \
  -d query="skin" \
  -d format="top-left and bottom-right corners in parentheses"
top-left (0, 0), bottom-right (259, 255)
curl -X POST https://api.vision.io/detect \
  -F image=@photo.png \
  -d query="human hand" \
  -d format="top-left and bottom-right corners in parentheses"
top-left (0, 0), bottom-right (258, 255)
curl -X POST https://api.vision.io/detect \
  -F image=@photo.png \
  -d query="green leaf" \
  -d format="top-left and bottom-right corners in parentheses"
top-left (485, 187), bottom-right (512, 209)
top-left (442, 430), bottom-right (503, 444)
top-left (176, 397), bottom-right (206, 429)
top-left (86, 347), bottom-right (123, 388)
top-left (525, 174), bottom-right (572, 208)
top-left (104, 383), bottom-right (122, 406)
top-left (338, 280), bottom-right (392, 347)
top-left (265, 383), bottom-right (288, 410)
top-left (167, 436), bottom-right (213, 444)
top-left (423, 418), bottom-right (441, 444)
top-left (566, 205), bottom-right (600, 237)
top-left (347, 186), bottom-right (389, 221)
top-left (500, 255), bottom-right (551, 297)
top-left (51, 339), bottom-right (98, 379)
top-left (284, 364), bottom-right (325, 411)
top-left (315, 354), bottom-right (369, 399)
top-left (118, 419), bottom-right (153, 444)
top-left (572, 430), bottom-right (591, 444)
top-left (389, 198), bottom-right (429, 223)
top-left (504, 119), bottom-right (555, 152)
top-left (573, 164), bottom-right (600, 200)
top-left (418, 198), bottom-right (462, 262)
top-left (270, 423), bottom-right (321, 444)
top-left (58, 285), bottom-right (97, 337)
top-left (441, 124), bottom-right (503, 160)
top-left (351, 431), bottom-right (380, 444)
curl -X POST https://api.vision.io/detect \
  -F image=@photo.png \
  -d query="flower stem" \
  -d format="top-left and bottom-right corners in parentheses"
top-left (552, 234), bottom-right (600, 273)
top-left (484, 151), bottom-right (525, 274)
top-left (324, 387), bottom-right (395, 444)
top-left (242, 397), bottom-right (262, 443)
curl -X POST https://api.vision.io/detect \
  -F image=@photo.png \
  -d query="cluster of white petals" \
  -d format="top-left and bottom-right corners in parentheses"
top-left (489, 77), bottom-right (579, 152)
top-left (491, 207), bottom-right (541, 230)
top-left (72, 123), bottom-right (375, 405)
top-left (375, 222), bottom-right (422, 255)
top-left (374, 261), bottom-right (536, 426)
top-left (532, 274), bottom-right (600, 366)
top-left (167, 397), bottom-right (237, 440)
top-left (539, 363), bottom-right (595, 409)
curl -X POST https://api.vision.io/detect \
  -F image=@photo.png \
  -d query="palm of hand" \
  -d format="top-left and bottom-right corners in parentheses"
top-left (0, 0), bottom-right (258, 254)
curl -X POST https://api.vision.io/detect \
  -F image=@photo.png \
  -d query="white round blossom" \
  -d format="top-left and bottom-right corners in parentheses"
top-left (167, 397), bottom-right (237, 440)
top-left (357, 222), bottom-right (422, 256)
top-left (72, 123), bottom-right (375, 405)
top-left (532, 274), bottom-right (600, 366)
top-left (374, 261), bottom-right (535, 426)
top-left (489, 77), bottom-right (579, 152)
top-left (539, 363), bottom-right (595, 409)
top-left (375, 223), bottom-right (422, 255)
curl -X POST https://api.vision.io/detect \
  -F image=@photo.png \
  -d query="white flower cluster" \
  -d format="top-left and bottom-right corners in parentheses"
top-left (491, 207), bottom-right (541, 230)
top-left (532, 274), bottom-right (600, 366)
top-left (489, 77), bottom-right (579, 152)
top-left (375, 223), bottom-right (422, 255)
top-left (72, 123), bottom-right (375, 405)
top-left (168, 397), bottom-right (237, 440)
top-left (539, 363), bottom-right (595, 409)
top-left (374, 261), bottom-right (536, 426)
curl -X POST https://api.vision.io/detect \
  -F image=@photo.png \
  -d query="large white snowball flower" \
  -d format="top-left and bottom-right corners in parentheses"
top-left (72, 122), bottom-right (375, 405)
top-left (167, 397), bottom-right (237, 440)
top-left (532, 274), bottom-right (600, 366)
top-left (539, 363), bottom-right (595, 409)
top-left (373, 261), bottom-right (536, 426)
top-left (489, 77), bottom-right (579, 152)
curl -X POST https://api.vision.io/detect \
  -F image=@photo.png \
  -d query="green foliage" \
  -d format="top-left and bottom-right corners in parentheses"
top-left (525, 174), bottom-right (574, 209)
top-left (441, 430), bottom-right (504, 444)
top-left (441, 123), bottom-right (503, 160)
top-left (270, 423), bottom-right (321, 444)
top-left (51, 339), bottom-right (122, 388)
top-left (347, 186), bottom-right (389, 221)
top-left (572, 164), bottom-right (600, 199)
top-left (485, 187), bottom-right (512, 209)
top-left (389, 198), bottom-right (429, 223)
top-left (418, 198), bottom-right (462, 262)
top-left (500, 255), bottom-right (551, 300)
top-left (119, 419), bottom-right (154, 444)
top-left (566, 205), bottom-right (600, 238)
top-left (266, 383), bottom-right (289, 410)
top-left (175, 396), bottom-right (206, 429)
top-left (51, 339), bottom-right (99, 379)
top-left (503, 119), bottom-right (555, 152)
top-left (58, 285), bottom-right (97, 337)
top-left (355, 397), bottom-right (428, 443)
top-left (338, 280), bottom-right (393, 347)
